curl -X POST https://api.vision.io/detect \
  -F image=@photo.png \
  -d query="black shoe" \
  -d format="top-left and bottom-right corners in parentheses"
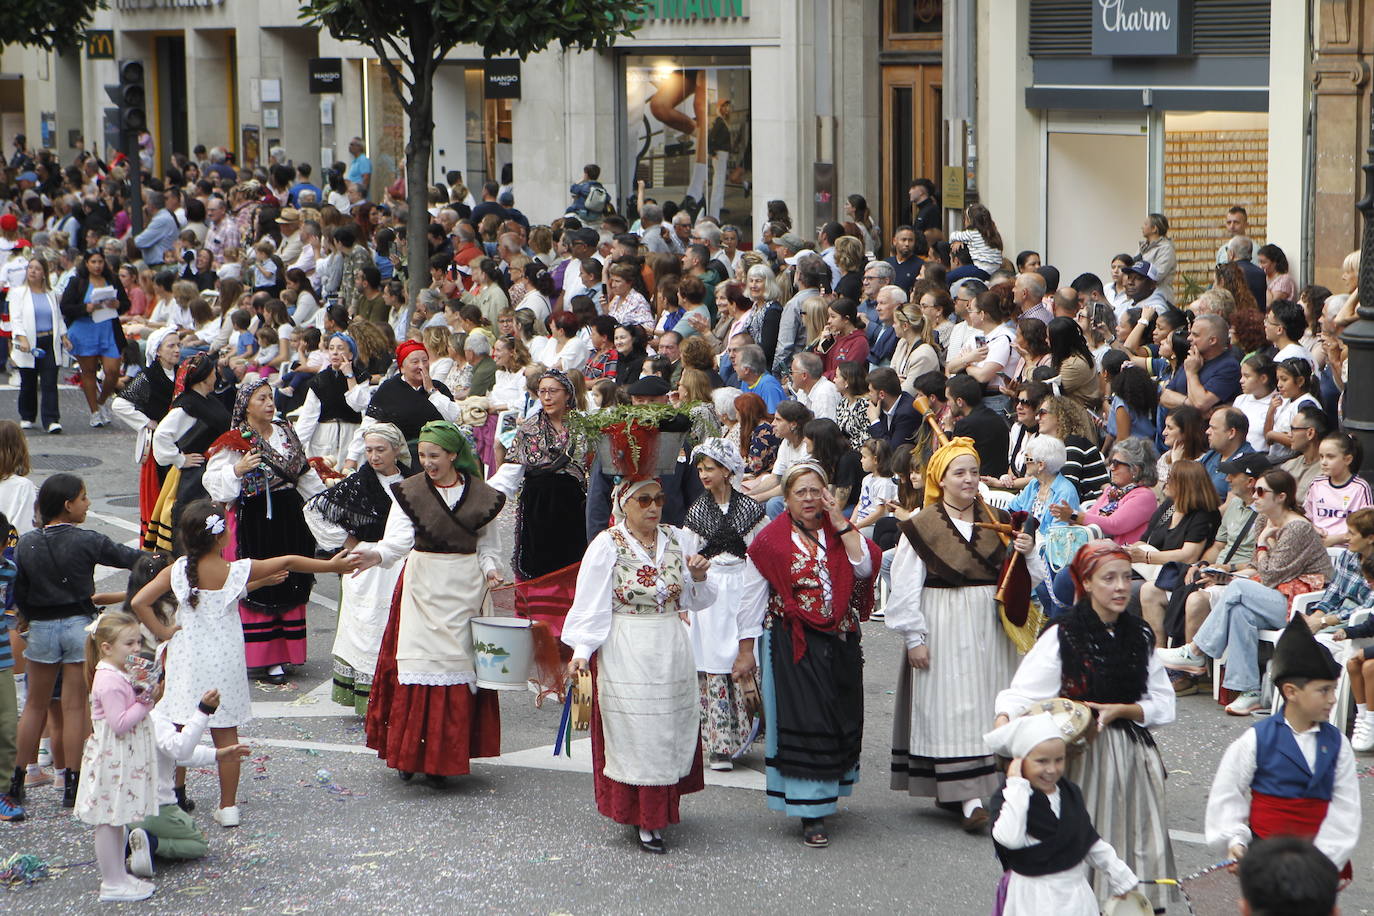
top-left (257, 670), bottom-right (287, 685)
top-left (638, 834), bottom-right (666, 854)
top-left (174, 785), bottom-right (195, 813)
top-left (8, 766), bottom-right (23, 804)
top-left (397, 771), bottom-right (414, 782)
top-left (681, 195), bottom-right (702, 222)
top-left (62, 769), bottom-right (79, 809)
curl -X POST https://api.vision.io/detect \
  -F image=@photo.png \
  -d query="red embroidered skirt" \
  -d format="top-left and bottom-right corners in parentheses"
top-left (365, 571), bottom-right (501, 776)
top-left (589, 658), bottom-right (704, 831)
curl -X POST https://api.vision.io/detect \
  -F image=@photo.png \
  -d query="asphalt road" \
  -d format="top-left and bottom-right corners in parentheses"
top-left (3, 384), bottom-right (1373, 915)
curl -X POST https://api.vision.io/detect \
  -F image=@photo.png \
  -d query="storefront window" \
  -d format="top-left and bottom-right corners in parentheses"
top-left (624, 54), bottom-right (752, 240)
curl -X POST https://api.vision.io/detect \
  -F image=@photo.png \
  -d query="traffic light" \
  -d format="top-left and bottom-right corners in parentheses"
top-left (104, 60), bottom-right (146, 134)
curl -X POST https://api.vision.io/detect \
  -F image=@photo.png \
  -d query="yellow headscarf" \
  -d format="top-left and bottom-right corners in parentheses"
top-left (923, 437), bottom-right (982, 506)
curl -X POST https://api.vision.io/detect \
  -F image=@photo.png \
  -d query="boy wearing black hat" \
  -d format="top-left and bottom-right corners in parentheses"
top-left (1204, 617), bottom-right (1360, 877)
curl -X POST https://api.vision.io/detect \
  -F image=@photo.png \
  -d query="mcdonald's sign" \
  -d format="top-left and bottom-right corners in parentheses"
top-left (87, 31), bottom-right (115, 60)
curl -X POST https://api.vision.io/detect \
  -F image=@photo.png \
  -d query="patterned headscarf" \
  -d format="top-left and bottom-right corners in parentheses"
top-left (231, 377), bottom-right (270, 427)
top-left (693, 436), bottom-right (744, 486)
top-left (1068, 539), bottom-right (1132, 600)
top-left (923, 437), bottom-right (981, 507)
top-left (172, 351), bottom-right (215, 398)
top-left (360, 421), bottom-right (406, 453)
top-left (417, 420), bottom-right (483, 478)
top-left (539, 367), bottom-right (575, 400)
top-left (614, 478), bottom-right (662, 516)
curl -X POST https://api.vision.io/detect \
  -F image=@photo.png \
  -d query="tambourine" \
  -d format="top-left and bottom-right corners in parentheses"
top-left (570, 670), bottom-right (592, 731)
top-left (1022, 697), bottom-right (1094, 747)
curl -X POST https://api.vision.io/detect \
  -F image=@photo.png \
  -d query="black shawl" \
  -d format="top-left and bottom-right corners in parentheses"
top-left (305, 462), bottom-right (408, 542)
top-left (684, 491), bottom-right (766, 560)
top-left (121, 364), bottom-right (175, 423)
top-left (308, 367), bottom-right (363, 424)
top-left (170, 388), bottom-right (231, 455)
top-left (988, 778), bottom-right (1101, 876)
top-left (365, 375), bottom-right (454, 442)
top-left (1057, 599), bottom-right (1156, 743)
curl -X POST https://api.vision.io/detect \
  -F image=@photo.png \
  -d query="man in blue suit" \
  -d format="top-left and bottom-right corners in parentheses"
top-left (866, 367), bottom-right (921, 449)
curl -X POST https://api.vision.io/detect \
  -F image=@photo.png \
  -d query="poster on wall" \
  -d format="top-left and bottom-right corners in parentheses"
top-left (625, 57), bottom-right (752, 240)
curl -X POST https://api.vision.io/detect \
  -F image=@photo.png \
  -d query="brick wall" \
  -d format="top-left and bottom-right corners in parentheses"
top-left (1162, 129), bottom-right (1268, 300)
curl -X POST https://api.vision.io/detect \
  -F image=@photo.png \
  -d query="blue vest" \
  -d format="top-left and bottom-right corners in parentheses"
top-left (1250, 714), bottom-right (1340, 801)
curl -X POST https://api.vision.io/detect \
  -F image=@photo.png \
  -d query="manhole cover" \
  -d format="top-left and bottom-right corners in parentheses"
top-left (107, 495), bottom-right (142, 508)
top-left (30, 453), bottom-right (102, 471)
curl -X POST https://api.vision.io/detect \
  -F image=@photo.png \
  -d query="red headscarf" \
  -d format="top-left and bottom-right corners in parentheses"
top-left (395, 340), bottom-right (426, 366)
top-left (1068, 540), bottom-right (1132, 600)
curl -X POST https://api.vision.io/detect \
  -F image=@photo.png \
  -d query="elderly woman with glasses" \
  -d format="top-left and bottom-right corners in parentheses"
top-left (1051, 437), bottom-right (1160, 545)
top-left (563, 477), bottom-right (716, 855)
top-left (739, 461), bottom-right (882, 848)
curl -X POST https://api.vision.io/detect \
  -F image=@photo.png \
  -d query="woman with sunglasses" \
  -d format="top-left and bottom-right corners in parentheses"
top-left (738, 462), bottom-right (881, 848)
top-left (346, 421), bottom-right (507, 784)
top-left (1158, 469), bottom-right (1333, 716)
top-left (563, 478), bottom-right (715, 854)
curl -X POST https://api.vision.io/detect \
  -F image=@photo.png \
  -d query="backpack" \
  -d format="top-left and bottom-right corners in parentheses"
top-left (583, 183), bottom-right (608, 215)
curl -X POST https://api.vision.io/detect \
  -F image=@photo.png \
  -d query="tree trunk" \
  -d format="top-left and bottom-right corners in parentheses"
top-left (405, 90), bottom-right (434, 313)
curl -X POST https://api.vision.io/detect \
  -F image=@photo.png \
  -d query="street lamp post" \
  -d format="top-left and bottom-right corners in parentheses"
top-left (1347, 103), bottom-right (1374, 486)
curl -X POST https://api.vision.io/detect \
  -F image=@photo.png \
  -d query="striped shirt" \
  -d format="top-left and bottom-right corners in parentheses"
top-left (949, 229), bottom-right (1003, 274)
top-left (1063, 435), bottom-right (1110, 502)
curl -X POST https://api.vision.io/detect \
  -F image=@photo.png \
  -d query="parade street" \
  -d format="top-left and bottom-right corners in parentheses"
top-left (5, 386), bottom-right (1374, 916)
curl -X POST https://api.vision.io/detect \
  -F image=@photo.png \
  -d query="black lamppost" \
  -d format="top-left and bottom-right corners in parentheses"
top-left (1346, 107), bottom-right (1374, 485)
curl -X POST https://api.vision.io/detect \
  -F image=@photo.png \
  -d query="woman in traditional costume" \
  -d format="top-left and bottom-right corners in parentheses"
top-left (347, 421), bottom-right (505, 783)
top-left (740, 461), bottom-right (882, 848)
top-left (678, 437), bottom-right (768, 770)
top-left (110, 327), bottom-right (181, 548)
top-left (488, 368), bottom-right (592, 580)
top-left (563, 477), bottom-right (716, 854)
top-left (293, 332), bottom-right (364, 467)
top-left (203, 378), bottom-right (326, 684)
top-left (149, 352), bottom-right (233, 550)
top-left (305, 422), bottom-right (410, 714)
top-left (885, 437), bottom-right (1042, 832)
top-left (356, 340), bottom-right (460, 468)
top-left (995, 540), bottom-right (1177, 911)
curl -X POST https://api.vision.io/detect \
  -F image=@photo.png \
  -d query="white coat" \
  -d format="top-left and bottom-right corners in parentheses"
top-left (7, 283), bottom-right (67, 369)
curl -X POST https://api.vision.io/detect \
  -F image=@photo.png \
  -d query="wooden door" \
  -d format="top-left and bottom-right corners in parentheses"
top-left (881, 64), bottom-right (943, 237)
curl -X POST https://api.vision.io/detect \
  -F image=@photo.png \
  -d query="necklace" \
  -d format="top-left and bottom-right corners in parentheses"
top-left (629, 525), bottom-right (658, 553)
top-left (943, 499), bottom-right (976, 518)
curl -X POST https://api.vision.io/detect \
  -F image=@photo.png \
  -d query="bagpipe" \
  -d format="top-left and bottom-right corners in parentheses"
top-left (910, 394), bottom-right (1043, 653)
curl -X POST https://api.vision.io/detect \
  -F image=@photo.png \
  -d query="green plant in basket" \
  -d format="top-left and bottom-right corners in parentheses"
top-left (567, 404), bottom-right (693, 478)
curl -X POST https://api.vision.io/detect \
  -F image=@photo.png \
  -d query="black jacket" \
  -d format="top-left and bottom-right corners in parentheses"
top-left (868, 392), bottom-right (922, 449)
top-left (59, 268), bottom-right (131, 325)
top-left (953, 405), bottom-right (1011, 477)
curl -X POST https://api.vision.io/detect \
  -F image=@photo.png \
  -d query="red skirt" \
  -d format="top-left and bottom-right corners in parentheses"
top-left (365, 571), bottom-right (501, 776)
top-left (138, 451), bottom-right (163, 544)
top-left (590, 659), bottom-right (704, 831)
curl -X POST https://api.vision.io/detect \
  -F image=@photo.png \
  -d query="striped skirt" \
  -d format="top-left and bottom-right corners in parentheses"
top-left (1071, 725), bottom-right (1176, 911)
top-left (890, 583), bottom-right (1015, 801)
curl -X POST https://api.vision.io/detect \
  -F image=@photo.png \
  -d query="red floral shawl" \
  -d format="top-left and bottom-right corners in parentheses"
top-left (747, 511), bottom-right (882, 662)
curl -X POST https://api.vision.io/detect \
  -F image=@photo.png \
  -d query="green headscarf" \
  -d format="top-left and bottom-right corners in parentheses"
top-left (417, 420), bottom-right (483, 478)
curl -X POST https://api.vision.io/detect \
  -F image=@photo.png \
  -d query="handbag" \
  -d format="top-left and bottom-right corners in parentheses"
top-left (1153, 560), bottom-right (1186, 592)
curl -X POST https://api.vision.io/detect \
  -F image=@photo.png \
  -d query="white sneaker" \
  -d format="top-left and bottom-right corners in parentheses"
top-left (1156, 644), bottom-right (1208, 673)
top-left (1353, 717), bottom-right (1374, 753)
top-left (18, 420), bottom-right (32, 430)
top-left (1225, 691), bottom-right (1264, 716)
top-left (100, 403), bottom-right (114, 424)
top-left (213, 804), bottom-right (240, 828)
top-left (126, 827), bottom-right (154, 878)
top-left (35, 741), bottom-right (51, 769)
top-left (98, 879), bottom-right (155, 902)
top-left (46, 422), bottom-right (61, 434)
top-left (88, 411), bottom-right (105, 428)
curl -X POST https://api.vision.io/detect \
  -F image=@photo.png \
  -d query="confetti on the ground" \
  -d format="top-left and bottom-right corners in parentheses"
top-left (0, 854), bottom-right (50, 888)
top-left (301, 748), bottom-right (323, 757)
top-left (252, 755), bottom-right (272, 780)
top-left (287, 695), bottom-right (319, 707)
top-left (315, 768), bottom-right (332, 783)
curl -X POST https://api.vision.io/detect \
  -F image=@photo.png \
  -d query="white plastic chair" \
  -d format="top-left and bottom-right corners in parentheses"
top-left (1215, 588), bottom-right (1323, 708)
top-left (1330, 607), bottom-right (1373, 730)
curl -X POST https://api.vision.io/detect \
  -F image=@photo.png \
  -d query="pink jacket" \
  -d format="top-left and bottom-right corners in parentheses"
top-left (90, 662), bottom-right (153, 737)
top-left (1084, 486), bottom-right (1158, 544)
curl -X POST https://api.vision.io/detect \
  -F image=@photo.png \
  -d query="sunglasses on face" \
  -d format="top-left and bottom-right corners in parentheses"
top-left (1035, 408), bottom-right (1049, 418)
top-left (1016, 398), bottom-right (1035, 407)
top-left (1109, 458), bottom-right (1132, 468)
top-left (632, 493), bottom-right (666, 508)
top-left (1252, 486), bottom-right (1271, 496)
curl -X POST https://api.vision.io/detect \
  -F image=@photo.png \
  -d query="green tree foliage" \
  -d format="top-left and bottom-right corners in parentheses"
top-left (3, 0), bottom-right (107, 52)
top-left (300, 0), bottom-right (643, 301)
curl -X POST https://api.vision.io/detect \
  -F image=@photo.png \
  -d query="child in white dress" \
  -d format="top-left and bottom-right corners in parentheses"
top-left (74, 611), bottom-right (158, 903)
top-left (984, 713), bottom-right (1139, 915)
top-left (129, 499), bottom-right (348, 830)
top-left (849, 438), bottom-right (897, 539)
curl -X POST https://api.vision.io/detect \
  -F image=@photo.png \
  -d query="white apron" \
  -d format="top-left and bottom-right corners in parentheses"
top-left (394, 550), bottom-right (488, 686)
top-left (690, 555), bottom-right (749, 674)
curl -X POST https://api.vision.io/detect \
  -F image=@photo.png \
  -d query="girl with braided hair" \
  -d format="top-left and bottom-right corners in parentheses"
top-left (131, 499), bottom-right (348, 829)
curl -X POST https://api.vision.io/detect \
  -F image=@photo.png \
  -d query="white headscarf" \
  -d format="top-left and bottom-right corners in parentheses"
top-left (613, 478), bottom-right (661, 517)
top-left (692, 436), bottom-right (745, 488)
top-left (145, 326), bottom-right (178, 367)
top-left (982, 712), bottom-right (1065, 759)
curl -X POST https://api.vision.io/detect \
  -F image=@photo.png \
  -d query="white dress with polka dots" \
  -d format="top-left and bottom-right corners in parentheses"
top-left (161, 557), bottom-right (255, 727)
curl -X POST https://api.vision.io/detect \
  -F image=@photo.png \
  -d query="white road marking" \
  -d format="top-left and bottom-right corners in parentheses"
top-left (87, 509), bottom-right (143, 534)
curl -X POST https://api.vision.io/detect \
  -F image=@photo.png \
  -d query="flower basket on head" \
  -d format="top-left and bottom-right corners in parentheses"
top-left (569, 404), bottom-right (692, 481)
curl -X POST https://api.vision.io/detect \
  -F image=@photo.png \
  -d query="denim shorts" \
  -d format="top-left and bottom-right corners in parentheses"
top-left (22, 615), bottom-right (93, 665)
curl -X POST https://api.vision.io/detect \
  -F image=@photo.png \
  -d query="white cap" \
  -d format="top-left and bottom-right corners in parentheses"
top-left (982, 712), bottom-right (1064, 759)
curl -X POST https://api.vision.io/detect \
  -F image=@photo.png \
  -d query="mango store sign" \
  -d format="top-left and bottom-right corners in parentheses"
top-left (629, 0), bottom-right (747, 21)
top-left (1092, 0), bottom-right (1192, 57)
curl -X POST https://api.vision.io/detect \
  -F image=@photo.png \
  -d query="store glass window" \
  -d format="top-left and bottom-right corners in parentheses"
top-left (624, 54), bottom-right (752, 240)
